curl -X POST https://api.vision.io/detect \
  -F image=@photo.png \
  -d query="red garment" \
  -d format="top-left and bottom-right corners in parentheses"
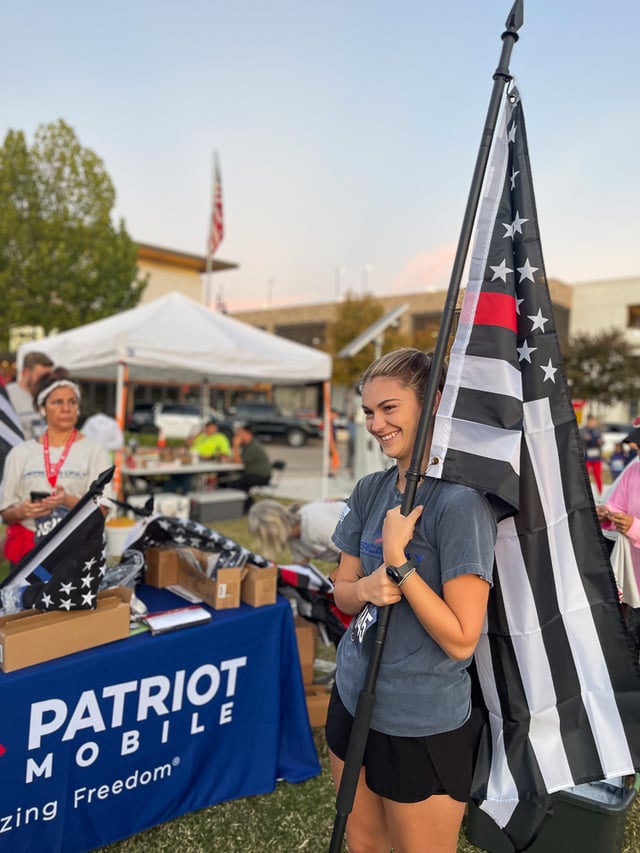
top-left (586, 459), bottom-right (603, 494)
top-left (4, 523), bottom-right (35, 564)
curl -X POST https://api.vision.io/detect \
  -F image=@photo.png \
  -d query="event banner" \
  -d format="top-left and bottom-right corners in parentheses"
top-left (0, 591), bottom-right (320, 852)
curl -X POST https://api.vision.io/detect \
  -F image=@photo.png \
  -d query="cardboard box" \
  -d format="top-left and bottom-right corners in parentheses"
top-left (304, 685), bottom-right (331, 728)
top-left (0, 587), bottom-right (131, 673)
top-left (241, 564), bottom-right (278, 607)
top-left (145, 547), bottom-right (242, 610)
top-left (294, 616), bottom-right (318, 685)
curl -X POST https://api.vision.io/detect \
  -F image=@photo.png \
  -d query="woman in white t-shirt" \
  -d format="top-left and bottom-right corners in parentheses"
top-left (0, 369), bottom-right (112, 564)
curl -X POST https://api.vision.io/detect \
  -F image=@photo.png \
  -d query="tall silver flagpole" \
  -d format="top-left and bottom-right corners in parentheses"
top-left (204, 150), bottom-right (215, 308)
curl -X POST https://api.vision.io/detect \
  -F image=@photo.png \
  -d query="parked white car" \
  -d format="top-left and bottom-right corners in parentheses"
top-left (153, 403), bottom-right (209, 440)
top-left (601, 422), bottom-right (633, 458)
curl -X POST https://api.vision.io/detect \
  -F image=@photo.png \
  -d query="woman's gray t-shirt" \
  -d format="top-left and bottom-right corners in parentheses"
top-left (331, 467), bottom-right (496, 737)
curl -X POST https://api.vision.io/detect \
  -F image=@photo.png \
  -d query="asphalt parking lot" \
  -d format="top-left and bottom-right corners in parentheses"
top-left (259, 437), bottom-right (356, 501)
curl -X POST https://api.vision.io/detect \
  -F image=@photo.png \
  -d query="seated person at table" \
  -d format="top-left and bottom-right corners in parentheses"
top-left (163, 419), bottom-right (232, 494)
top-left (188, 419), bottom-right (231, 460)
top-left (220, 421), bottom-right (271, 510)
top-left (0, 369), bottom-right (113, 565)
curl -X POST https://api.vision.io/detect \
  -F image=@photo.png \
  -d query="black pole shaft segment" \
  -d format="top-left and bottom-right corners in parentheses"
top-left (327, 3), bottom-right (524, 852)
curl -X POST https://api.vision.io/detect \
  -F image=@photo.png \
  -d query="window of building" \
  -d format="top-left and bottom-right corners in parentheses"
top-left (628, 305), bottom-right (640, 329)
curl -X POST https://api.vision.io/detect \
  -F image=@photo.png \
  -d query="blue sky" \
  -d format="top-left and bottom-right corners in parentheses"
top-left (2, 1), bottom-right (638, 310)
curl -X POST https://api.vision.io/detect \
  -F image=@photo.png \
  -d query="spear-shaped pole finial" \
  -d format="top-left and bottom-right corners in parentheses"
top-left (494, 0), bottom-right (524, 82)
top-left (506, 0), bottom-right (524, 32)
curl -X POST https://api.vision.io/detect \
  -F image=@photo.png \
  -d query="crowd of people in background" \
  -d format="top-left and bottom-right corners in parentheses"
top-left (581, 414), bottom-right (638, 495)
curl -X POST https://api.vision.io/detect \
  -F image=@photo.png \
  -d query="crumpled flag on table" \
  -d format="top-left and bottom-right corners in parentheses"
top-left (123, 514), bottom-right (270, 568)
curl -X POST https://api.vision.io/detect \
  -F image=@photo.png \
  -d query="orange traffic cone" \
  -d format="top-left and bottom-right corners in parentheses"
top-left (157, 428), bottom-right (167, 449)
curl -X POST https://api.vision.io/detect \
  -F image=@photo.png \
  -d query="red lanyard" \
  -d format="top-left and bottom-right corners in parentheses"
top-left (43, 429), bottom-right (77, 490)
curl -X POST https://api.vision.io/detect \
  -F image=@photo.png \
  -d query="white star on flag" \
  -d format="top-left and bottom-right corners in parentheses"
top-left (81, 573), bottom-right (94, 588)
top-left (59, 581), bottom-right (77, 595)
top-left (540, 359), bottom-right (558, 382)
top-left (59, 598), bottom-right (73, 611)
top-left (509, 168), bottom-right (520, 189)
top-left (490, 259), bottom-right (513, 283)
top-left (516, 340), bottom-right (537, 363)
top-left (41, 593), bottom-right (53, 608)
top-left (81, 591), bottom-right (96, 606)
top-left (507, 122), bottom-right (517, 143)
top-left (502, 210), bottom-right (529, 238)
top-left (517, 258), bottom-right (538, 283)
top-left (528, 308), bottom-right (548, 331)
top-left (515, 297), bottom-right (525, 314)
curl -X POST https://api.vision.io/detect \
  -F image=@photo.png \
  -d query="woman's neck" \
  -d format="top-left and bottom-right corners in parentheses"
top-left (44, 427), bottom-right (77, 447)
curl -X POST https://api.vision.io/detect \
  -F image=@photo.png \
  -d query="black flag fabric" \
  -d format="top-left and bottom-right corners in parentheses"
top-left (430, 90), bottom-right (640, 850)
top-left (0, 384), bottom-right (24, 480)
top-left (0, 467), bottom-right (114, 612)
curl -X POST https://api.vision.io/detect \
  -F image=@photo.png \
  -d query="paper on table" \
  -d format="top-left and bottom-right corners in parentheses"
top-left (143, 605), bottom-right (212, 635)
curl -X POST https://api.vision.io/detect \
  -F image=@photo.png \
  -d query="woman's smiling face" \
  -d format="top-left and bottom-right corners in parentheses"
top-left (361, 376), bottom-right (421, 466)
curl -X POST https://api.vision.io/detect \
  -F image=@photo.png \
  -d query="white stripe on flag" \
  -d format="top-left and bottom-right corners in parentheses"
top-left (457, 353), bottom-right (521, 399)
top-left (474, 631), bottom-right (519, 824)
top-left (525, 397), bottom-right (634, 780)
top-left (431, 418), bottom-right (521, 472)
top-left (495, 516), bottom-right (574, 791)
top-left (0, 394), bottom-right (22, 435)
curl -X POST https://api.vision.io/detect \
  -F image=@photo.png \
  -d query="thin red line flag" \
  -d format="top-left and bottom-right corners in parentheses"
top-left (430, 89), bottom-right (640, 851)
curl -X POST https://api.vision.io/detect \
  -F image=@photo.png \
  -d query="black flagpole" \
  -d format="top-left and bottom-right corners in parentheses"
top-left (328, 3), bottom-right (524, 850)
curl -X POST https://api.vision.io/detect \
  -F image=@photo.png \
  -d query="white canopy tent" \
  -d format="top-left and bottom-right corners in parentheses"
top-left (17, 291), bottom-right (331, 385)
top-left (18, 292), bottom-right (332, 489)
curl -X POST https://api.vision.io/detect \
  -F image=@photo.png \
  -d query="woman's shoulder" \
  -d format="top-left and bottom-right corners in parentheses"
top-left (429, 478), bottom-right (495, 515)
top-left (75, 434), bottom-right (113, 459)
top-left (7, 438), bottom-right (40, 459)
top-left (349, 467), bottom-right (396, 507)
top-left (355, 466), bottom-right (396, 490)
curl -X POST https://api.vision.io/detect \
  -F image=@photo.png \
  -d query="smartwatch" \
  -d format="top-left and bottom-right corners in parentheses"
top-left (386, 557), bottom-right (417, 586)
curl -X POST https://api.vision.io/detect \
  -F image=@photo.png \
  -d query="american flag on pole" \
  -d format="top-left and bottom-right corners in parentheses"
top-left (0, 384), bottom-right (24, 480)
top-left (208, 152), bottom-right (224, 257)
top-left (430, 90), bottom-right (640, 850)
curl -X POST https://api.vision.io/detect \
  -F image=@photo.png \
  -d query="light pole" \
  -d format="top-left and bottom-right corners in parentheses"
top-left (334, 266), bottom-right (345, 301)
top-left (362, 263), bottom-right (372, 295)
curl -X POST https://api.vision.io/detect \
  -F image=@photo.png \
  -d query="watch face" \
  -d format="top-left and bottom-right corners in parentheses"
top-left (386, 558), bottom-right (416, 585)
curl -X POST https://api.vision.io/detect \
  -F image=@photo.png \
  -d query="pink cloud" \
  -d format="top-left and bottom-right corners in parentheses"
top-left (391, 245), bottom-right (457, 293)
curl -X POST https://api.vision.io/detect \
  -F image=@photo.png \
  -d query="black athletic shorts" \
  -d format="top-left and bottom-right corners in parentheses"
top-left (325, 683), bottom-right (473, 803)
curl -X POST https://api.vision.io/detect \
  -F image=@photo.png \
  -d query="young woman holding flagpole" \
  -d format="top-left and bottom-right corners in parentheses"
top-left (326, 349), bottom-right (496, 853)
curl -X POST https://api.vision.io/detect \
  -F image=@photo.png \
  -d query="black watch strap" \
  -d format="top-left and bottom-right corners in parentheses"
top-left (386, 557), bottom-right (417, 586)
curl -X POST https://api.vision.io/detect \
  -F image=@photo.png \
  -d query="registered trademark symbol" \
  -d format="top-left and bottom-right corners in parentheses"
top-left (172, 756), bottom-right (181, 767)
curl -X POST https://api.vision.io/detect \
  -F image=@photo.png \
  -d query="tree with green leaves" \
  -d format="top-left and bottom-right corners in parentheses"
top-left (325, 291), bottom-right (410, 387)
top-left (0, 119), bottom-right (146, 349)
top-left (562, 327), bottom-right (640, 414)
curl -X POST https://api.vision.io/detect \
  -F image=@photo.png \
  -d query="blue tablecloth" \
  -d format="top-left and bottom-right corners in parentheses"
top-left (0, 589), bottom-right (320, 852)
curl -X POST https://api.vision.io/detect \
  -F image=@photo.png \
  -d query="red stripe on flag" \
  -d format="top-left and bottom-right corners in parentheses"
top-left (474, 292), bottom-right (517, 332)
